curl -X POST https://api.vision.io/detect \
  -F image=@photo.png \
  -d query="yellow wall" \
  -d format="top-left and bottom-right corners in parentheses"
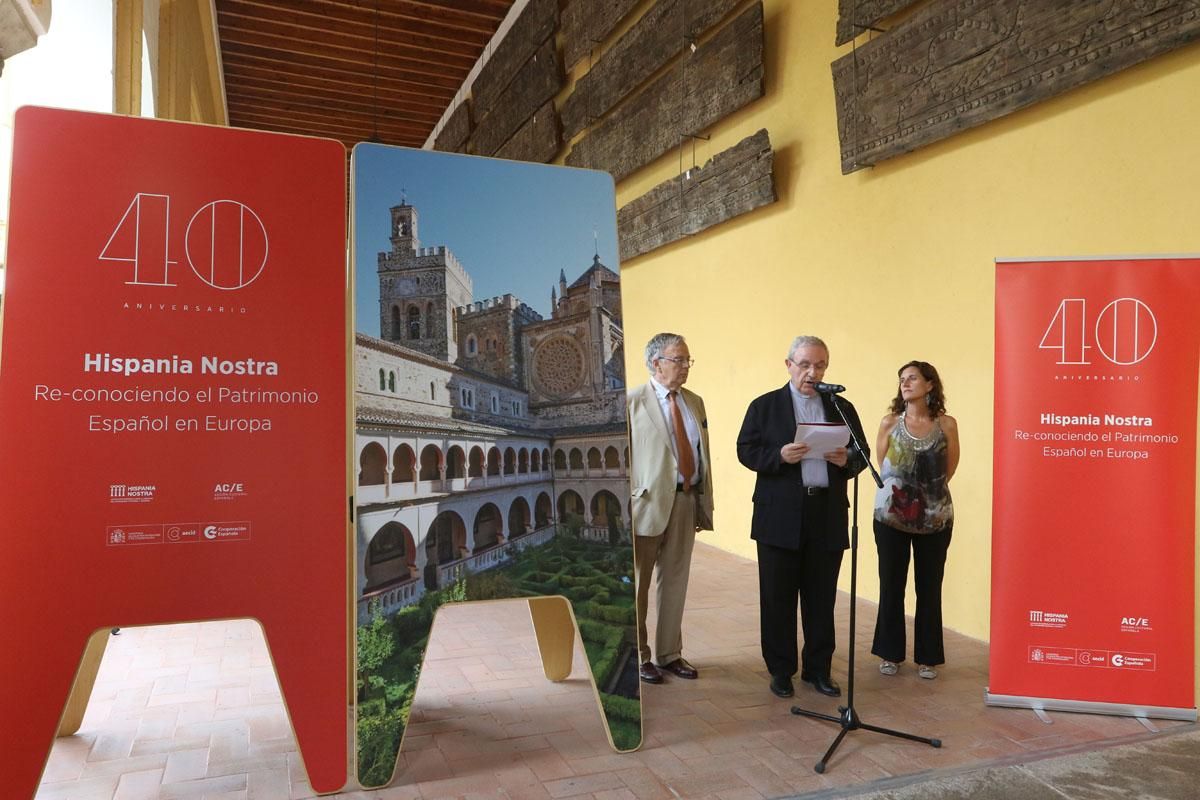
top-left (588, 1), bottom-right (1200, 697)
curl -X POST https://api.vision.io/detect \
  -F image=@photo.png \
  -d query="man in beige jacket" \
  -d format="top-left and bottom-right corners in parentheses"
top-left (627, 332), bottom-right (714, 684)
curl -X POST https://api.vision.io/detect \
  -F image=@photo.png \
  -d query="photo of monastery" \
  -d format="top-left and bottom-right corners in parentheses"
top-left (350, 146), bottom-right (638, 786)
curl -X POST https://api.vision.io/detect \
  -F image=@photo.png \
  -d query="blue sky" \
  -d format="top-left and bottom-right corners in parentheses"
top-left (352, 144), bottom-right (619, 335)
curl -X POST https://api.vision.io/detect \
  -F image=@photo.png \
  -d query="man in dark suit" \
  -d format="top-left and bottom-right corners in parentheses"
top-left (736, 336), bottom-right (868, 699)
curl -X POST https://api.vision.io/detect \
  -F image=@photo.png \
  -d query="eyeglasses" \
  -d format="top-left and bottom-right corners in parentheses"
top-left (787, 360), bottom-right (827, 371)
top-left (658, 356), bottom-right (695, 367)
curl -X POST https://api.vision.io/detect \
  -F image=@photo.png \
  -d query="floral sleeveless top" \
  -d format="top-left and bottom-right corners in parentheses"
top-left (874, 417), bottom-right (953, 534)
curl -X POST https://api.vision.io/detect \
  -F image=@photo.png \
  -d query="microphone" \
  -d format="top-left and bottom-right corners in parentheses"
top-left (813, 382), bottom-right (846, 394)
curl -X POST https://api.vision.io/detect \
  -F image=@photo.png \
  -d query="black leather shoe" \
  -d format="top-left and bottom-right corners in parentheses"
top-left (639, 661), bottom-right (664, 684)
top-left (800, 672), bottom-right (841, 697)
top-left (661, 658), bottom-right (698, 679)
top-left (769, 674), bottom-right (794, 698)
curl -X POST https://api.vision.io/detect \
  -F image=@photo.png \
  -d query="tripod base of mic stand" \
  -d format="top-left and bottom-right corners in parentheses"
top-left (790, 703), bottom-right (941, 774)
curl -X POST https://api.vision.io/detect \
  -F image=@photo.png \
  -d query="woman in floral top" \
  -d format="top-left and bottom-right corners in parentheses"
top-left (872, 361), bottom-right (959, 680)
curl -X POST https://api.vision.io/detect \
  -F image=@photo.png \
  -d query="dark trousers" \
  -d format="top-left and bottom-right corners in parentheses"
top-left (757, 500), bottom-right (844, 679)
top-left (871, 520), bottom-right (952, 666)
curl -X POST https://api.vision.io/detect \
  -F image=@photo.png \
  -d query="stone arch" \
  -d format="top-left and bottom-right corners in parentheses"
top-left (557, 489), bottom-right (585, 521)
top-left (445, 445), bottom-right (466, 479)
top-left (542, 448), bottom-right (551, 471)
top-left (391, 305), bottom-right (402, 339)
top-left (424, 511), bottom-right (466, 590)
top-left (418, 444), bottom-right (442, 481)
top-left (364, 522), bottom-right (415, 592)
top-left (468, 446), bottom-right (484, 478)
top-left (473, 503), bottom-right (503, 551)
top-left (388, 371), bottom-right (396, 392)
top-left (407, 305), bottom-right (421, 340)
top-left (378, 368), bottom-right (385, 391)
top-left (604, 446), bottom-right (620, 469)
top-left (358, 442), bottom-right (386, 486)
top-left (530, 449), bottom-right (541, 472)
top-left (503, 447), bottom-right (517, 475)
top-left (590, 489), bottom-right (622, 527)
top-left (535, 492), bottom-right (553, 528)
top-left (554, 449), bottom-right (567, 471)
top-left (508, 497), bottom-right (531, 537)
top-left (518, 448), bottom-right (529, 474)
top-left (569, 448), bottom-right (584, 470)
top-left (587, 447), bottom-right (602, 469)
top-left (392, 444), bottom-right (416, 482)
top-left (487, 446), bottom-right (501, 476)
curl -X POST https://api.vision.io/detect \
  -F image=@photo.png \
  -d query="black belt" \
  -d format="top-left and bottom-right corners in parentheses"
top-left (803, 485), bottom-right (828, 496)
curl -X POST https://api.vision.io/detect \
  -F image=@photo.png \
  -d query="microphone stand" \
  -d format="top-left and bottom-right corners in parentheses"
top-left (790, 392), bottom-right (942, 773)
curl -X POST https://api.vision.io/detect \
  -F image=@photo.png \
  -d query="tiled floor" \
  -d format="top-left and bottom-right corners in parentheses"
top-left (36, 542), bottom-right (1187, 799)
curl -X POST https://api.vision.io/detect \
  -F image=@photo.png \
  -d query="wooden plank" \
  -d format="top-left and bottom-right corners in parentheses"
top-left (561, 0), bottom-right (643, 70)
top-left (835, 0), bottom-right (919, 46)
top-left (833, 0), bottom-right (1200, 174)
top-left (471, 0), bottom-right (558, 116)
top-left (565, 2), bottom-right (764, 182)
top-left (561, 0), bottom-right (743, 140)
top-left (494, 99), bottom-right (561, 163)
top-left (434, 101), bottom-right (473, 152)
top-left (470, 37), bottom-right (563, 157)
top-left (617, 128), bottom-right (774, 261)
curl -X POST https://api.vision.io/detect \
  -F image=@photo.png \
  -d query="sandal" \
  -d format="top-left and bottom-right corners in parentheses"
top-left (879, 660), bottom-right (899, 676)
top-left (917, 664), bottom-right (938, 680)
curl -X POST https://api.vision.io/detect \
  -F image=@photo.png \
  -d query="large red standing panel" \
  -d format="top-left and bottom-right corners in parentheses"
top-left (990, 257), bottom-right (1199, 716)
top-left (0, 108), bottom-right (348, 795)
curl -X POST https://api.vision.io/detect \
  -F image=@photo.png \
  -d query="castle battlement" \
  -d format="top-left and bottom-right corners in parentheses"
top-left (376, 245), bottom-right (471, 288)
top-left (456, 294), bottom-right (543, 322)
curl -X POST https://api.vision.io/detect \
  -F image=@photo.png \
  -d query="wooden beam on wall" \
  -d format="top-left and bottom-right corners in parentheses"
top-left (470, 37), bottom-right (563, 157)
top-left (565, 2), bottom-right (764, 182)
top-left (832, 0), bottom-right (1200, 173)
top-left (560, 0), bottom-right (744, 140)
top-left (471, 0), bottom-right (559, 117)
top-left (561, 0), bottom-right (643, 71)
top-left (494, 99), bottom-right (561, 163)
top-left (835, 0), bottom-right (919, 46)
top-left (433, 101), bottom-right (473, 152)
top-left (618, 128), bottom-right (775, 261)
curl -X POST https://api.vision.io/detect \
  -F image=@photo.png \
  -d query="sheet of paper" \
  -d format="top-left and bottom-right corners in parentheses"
top-left (794, 423), bottom-right (850, 458)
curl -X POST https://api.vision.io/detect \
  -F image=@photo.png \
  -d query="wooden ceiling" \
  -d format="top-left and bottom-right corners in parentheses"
top-left (215, 0), bottom-right (518, 150)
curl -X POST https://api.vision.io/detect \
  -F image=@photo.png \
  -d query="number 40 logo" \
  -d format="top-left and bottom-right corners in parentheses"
top-left (1038, 297), bottom-right (1157, 365)
top-left (98, 193), bottom-right (269, 291)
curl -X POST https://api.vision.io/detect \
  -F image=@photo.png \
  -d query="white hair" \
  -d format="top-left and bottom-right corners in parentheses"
top-left (787, 335), bottom-right (828, 361)
top-left (644, 332), bottom-right (685, 374)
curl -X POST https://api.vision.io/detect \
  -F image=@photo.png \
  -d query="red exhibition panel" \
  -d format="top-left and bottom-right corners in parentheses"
top-left (991, 257), bottom-right (1199, 712)
top-left (0, 108), bottom-right (348, 794)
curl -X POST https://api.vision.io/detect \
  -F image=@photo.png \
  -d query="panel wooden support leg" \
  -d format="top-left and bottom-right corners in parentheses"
top-left (528, 596), bottom-right (575, 681)
top-left (57, 628), bottom-right (109, 737)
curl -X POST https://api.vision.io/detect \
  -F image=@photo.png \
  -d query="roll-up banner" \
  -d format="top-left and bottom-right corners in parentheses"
top-left (989, 256), bottom-right (1200, 719)
top-left (0, 108), bottom-right (349, 795)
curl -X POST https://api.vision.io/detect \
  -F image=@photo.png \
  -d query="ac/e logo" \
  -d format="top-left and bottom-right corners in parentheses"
top-left (1121, 617), bottom-right (1149, 627)
top-left (215, 483), bottom-right (244, 493)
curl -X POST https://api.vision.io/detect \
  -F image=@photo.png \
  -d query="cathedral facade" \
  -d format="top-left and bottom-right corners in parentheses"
top-left (355, 203), bottom-right (629, 621)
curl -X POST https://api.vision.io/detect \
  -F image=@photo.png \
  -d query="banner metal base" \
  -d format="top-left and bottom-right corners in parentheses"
top-left (984, 691), bottom-right (1197, 722)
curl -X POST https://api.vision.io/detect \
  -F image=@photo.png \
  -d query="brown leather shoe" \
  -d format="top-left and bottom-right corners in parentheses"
top-left (639, 661), bottom-right (664, 684)
top-left (660, 658), bottom-right (698, 679)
